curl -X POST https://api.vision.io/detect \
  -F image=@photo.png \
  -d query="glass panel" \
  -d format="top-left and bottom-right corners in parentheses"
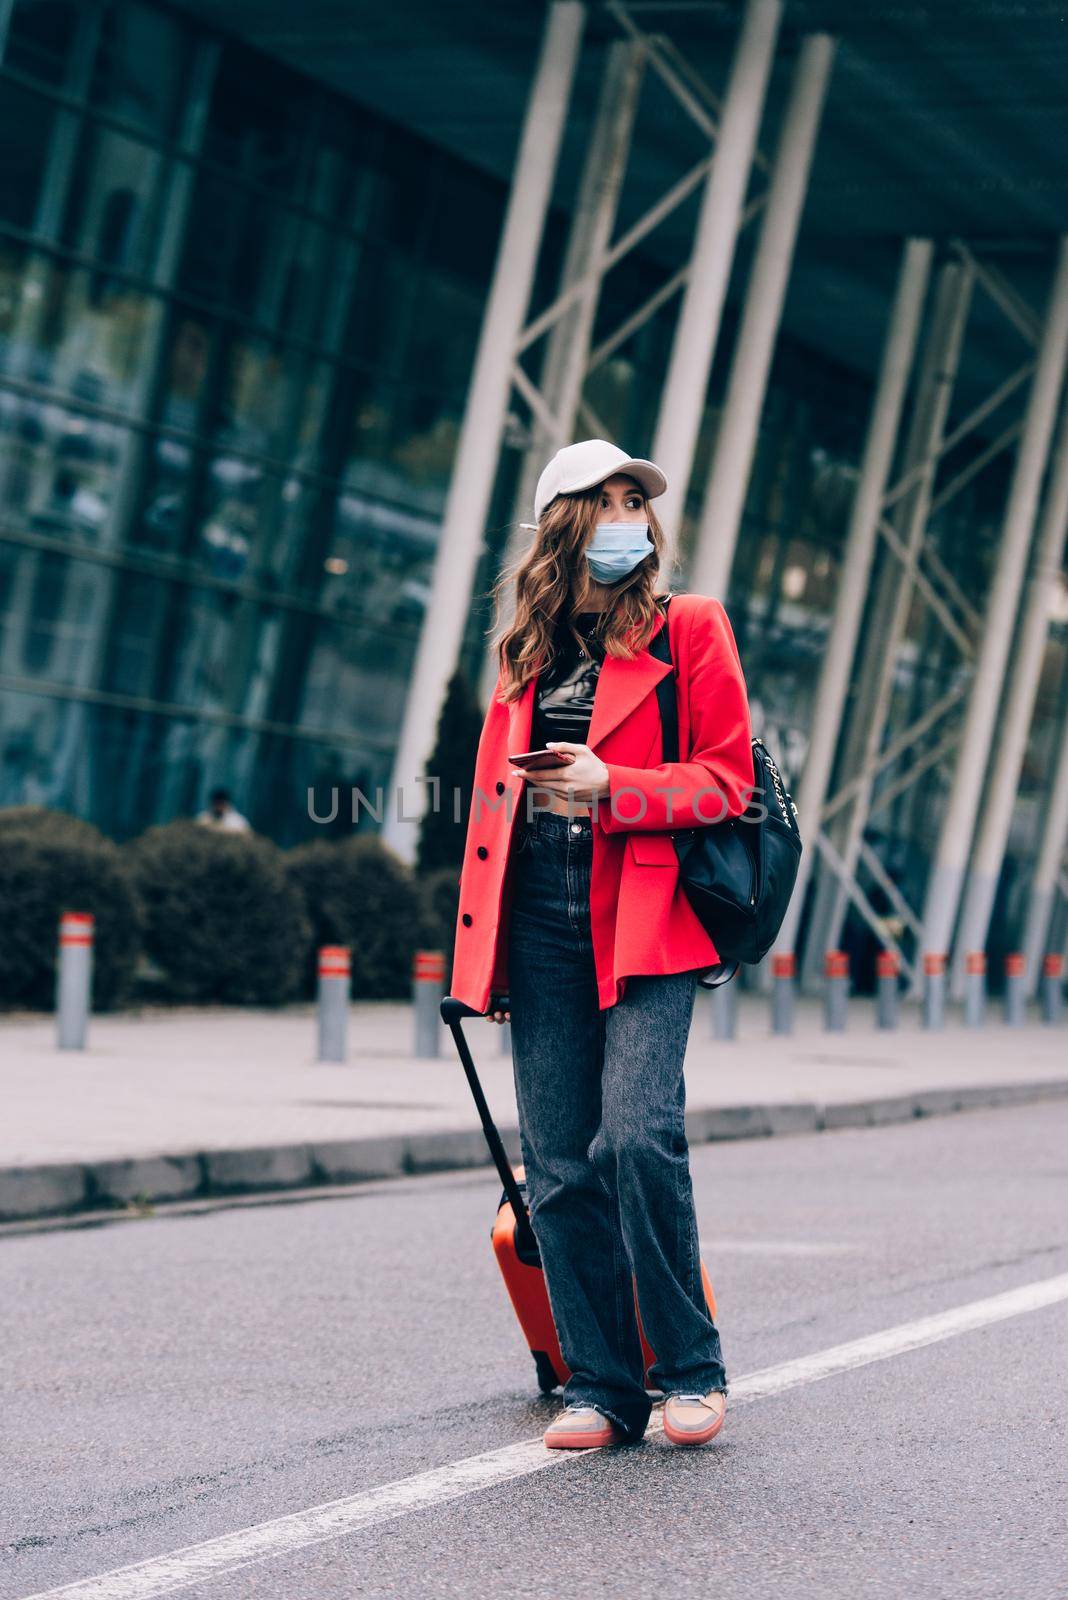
top-left (194, 453), bottom-right (261, 583)
top-left (0, 687), bottom-right (83, 810)
top-left (381, 382), bottom-right (463, 504)
top-left (0, 260), bottom-right (154, 413)
top-left (208, 349), bottom-right (334, 581)
top-left (102, 569), bottom-right (170, 698)
top-left (129, 312), bottom-right (214, 556)
top-left (176, 168), bottom-right (258, 309)
top-left (337, 373), bottom-right (398, 498)
top-left (201, 42), bottom-right (307, 197)
top-left (254, 725), bottom-right (393, 846)
top-left (405, 269), bottom-right (481, 395)
top-left (306, 470), bottom-right (442, 630)
top-left (0, 80), bottom-right (59, 232)
top-left (60, 124), bottom-right (164, 279)
top-left (89, 1), bottom-right (190, 139)
top-left (0, 545), bottom-right (112, 689)
top-left (0, 238), bottom-right (32, 364)
top-left (341, 243), bottom-right (418, 378)
top-left (305, 109), bottom-right (357, 224)
top-left (0, 385), bottom-right (127, 542)
top-left (177, 177), bottom-right (335, 330)
top-left (4, 1), bottom-right (80, 86)
top-left (360, 135), bottom-right (440, 253)
top-left (424, 160), bottom-right (502, 286)
top-left (254, 611), bottom-right (415, 751)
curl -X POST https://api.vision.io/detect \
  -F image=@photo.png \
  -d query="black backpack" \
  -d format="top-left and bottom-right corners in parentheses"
top-left (649, 597), bottom-right (803, 987)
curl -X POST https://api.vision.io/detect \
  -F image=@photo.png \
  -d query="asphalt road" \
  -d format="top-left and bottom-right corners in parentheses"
top-left (2, 1103), bottom-right (1067, 1600)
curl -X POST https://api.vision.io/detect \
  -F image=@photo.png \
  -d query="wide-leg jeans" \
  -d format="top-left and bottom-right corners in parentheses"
top-left (505, 805), bottom-right (728, 1442)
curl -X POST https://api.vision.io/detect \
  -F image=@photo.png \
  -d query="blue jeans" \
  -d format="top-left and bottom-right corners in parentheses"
top-left (506, 805), bottom-right (728, 1442)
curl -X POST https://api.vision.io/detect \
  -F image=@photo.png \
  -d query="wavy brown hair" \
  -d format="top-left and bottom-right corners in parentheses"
top-left (490, 482), bottom-right (669, 703)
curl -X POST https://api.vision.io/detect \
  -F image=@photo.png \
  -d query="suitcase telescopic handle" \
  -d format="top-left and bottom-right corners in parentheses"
top-left (439, 994), bottom-right (536, 1256)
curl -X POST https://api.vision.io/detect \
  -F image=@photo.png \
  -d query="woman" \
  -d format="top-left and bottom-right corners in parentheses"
top-left (450, 438), bottom-right (755, 1450)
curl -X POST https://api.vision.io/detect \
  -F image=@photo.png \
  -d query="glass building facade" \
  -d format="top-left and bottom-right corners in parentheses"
top-left (0, 0), bottom-right (508, 841)
top-left (0, 0), bottom-right (1062, 976)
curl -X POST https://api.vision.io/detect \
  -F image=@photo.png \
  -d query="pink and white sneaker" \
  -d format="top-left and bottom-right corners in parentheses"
top-left (543, 1403), bottom-right (628, 1449)
top-left (662, 1389), bottom-right (727, 1446)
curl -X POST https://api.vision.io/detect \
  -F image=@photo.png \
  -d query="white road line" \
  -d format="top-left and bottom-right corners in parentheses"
top-left (702, 1239), bottom-right (858, 1257)
top-left (22, 1271), bottom-right (1068, 1600)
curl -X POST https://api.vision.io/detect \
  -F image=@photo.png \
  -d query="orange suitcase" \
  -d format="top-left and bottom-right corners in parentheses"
top-left (441, 995), bottom-right (717, 1395)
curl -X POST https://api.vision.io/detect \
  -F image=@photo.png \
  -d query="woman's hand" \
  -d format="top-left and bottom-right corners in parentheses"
top-left (488, 1005), bottom-right (510, 1024)
top-left (508, 741), bottom-right (610, 803)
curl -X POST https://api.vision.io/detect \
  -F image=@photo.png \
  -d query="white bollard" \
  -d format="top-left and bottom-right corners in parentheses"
top-left (963, 950), bottom-right (986, 1027)
top-left (1003, 951), bottom-right (1026, 1026)
top-left (317, 945), bottom-right (350, 1063)
top-left (771, 952), bottom-right (796, 1034)
top-left (922, 951), bottom-right (946, 1030)
top-left (823, 949), bottom-right (849, 1031)
top-left (710, 981), bottom-right (738, 1040)
top-left (875, 949), bottom-right (900, 1029)
top-left (57, 911), bottom-right (94, 1050)
top-left (412, 950), bottom-right (445, 1058)
top-left (1041, 953), bottom-right (1063, 1023)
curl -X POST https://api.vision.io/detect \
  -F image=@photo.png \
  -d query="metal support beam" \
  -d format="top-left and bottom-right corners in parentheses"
top-left (481, 36), bottom-right (646, 701)
top-left (772, 237), bottom-right (933, 963)
top-left (691, 32), bottom-right (836, 601)
top-left (1021, 689), bottom-right (1068, 995)
top-left (382, 1), bottom-right (585, 860)
top-left (816, 260), bottom-right (973, 975)
top-left (918, 236), bottom-right (1068, 978)
top-left (648, 0), bottom-right (782, 566)
top-left (950, 393), bottom-right (1068, 996)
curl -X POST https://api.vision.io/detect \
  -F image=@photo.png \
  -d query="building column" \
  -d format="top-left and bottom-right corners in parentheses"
top-left (1020, 689), bottom-right (1068, 994)
top-left (771, 237), bottom-right (933, 965)
top-left (918, 236), bottom-right (1068, 980)
top-left (691, 31), bottom-right (835, 602)
top-left (480, 34), bottom-right (646, 704)
top-left (648, 0), bottom-right (782, 567)
top-left (805, 258), bottom-right (972, 987)
top-left (950, 394), bottom-right (1068, 995)
top-left (382, 0), bottom-right (585, 861)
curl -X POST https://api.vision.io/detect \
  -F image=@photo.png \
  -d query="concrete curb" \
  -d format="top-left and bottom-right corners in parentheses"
top-left (3, 1076), bottom-right (1068, 1224)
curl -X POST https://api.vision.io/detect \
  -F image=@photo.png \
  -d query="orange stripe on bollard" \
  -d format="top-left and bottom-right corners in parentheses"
top-left (413, 950), bottom-right (446, 981)
top-left (964, 950), bottom-right (986, 975)
top-left (824, 949), bottom-right (849, 979)
top-left (318, 945), bottom-right (350, 977)
top-left (923, 951), bottom-right (946, 976)
top-left (772, 952), bottom-right (796, 978)
top-left (1004, 952), bottom-right (1025, 978)
top-left (876, 949), bottom-right (900, 977)
top-left (59, 911), bottom-right (95, 946)
top-left (1043, 953), bottom-right (1064, 978)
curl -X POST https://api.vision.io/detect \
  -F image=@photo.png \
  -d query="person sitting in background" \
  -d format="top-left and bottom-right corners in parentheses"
top-left (195, 787), bottom-right (250, 832)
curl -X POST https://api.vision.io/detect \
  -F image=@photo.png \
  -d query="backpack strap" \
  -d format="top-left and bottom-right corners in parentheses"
top-left (650, 594), bottom-right (680, 766)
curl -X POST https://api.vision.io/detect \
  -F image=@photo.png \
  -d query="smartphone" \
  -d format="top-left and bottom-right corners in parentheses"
top-left (508, 748), bottom-right (574, 770)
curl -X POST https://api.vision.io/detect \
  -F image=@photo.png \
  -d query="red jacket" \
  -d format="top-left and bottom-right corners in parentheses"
top-left (450, 592), bottom-right (755, 1012)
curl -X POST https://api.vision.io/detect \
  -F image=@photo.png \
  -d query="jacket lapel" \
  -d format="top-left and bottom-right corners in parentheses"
top-left (505, 606), bottom-right (672, 758)
top-left (586, 607), bottom-right (671, 753)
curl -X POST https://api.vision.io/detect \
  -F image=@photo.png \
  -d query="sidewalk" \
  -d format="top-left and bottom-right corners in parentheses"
top-left (2, 994), bottom-right (1066, 1222)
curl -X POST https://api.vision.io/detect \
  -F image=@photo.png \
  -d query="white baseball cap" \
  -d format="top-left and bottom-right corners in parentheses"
top-left (533, 438), bottom-right (668, 522)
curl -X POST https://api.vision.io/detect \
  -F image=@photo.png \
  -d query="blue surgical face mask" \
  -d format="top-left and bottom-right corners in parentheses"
top-left (585, 521), bottom-right (655, 584)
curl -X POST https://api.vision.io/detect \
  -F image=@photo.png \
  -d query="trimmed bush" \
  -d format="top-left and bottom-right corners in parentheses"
top-left (0, 826), bottom-right (143, 1010)
top-left (128, 822), bottom-right (311, 1005)
top-left (0, 805), bottom-right (105, 843)
top-left (285, 835), bottom-right (421, 998)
